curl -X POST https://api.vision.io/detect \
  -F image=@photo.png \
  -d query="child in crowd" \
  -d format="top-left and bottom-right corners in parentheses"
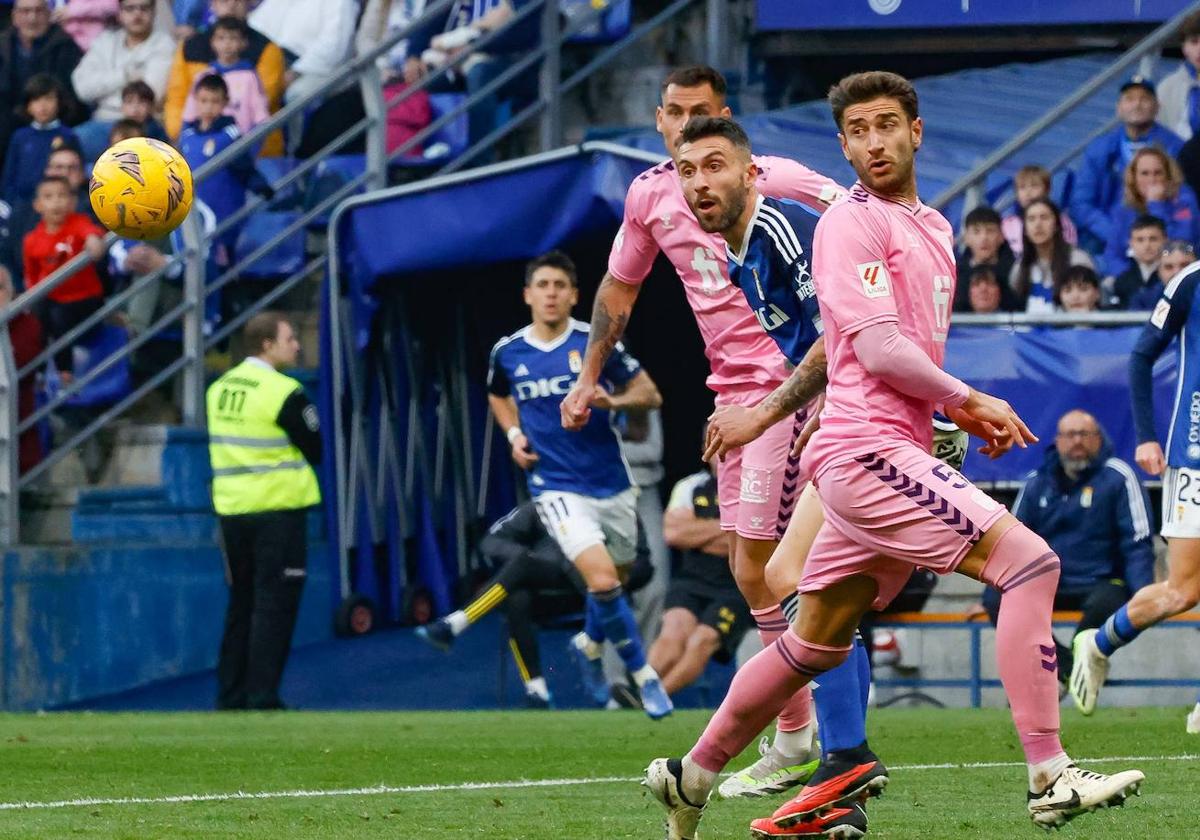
top-left (1055, 265), bottom-right (1102, 313)
top-left (1002, 164), bottom-right (1078, 257)
top-left (22, 176), bottom-right (108, 381)
top-left (178, 74), bottom-right (271, 266)
top-left (120, 80), bottom-right (169, 142)
top-left (1107, 214), bottom-right (1166, 310)
top-left (108, 119), bottom-right (145, 145)
top-left (1010, 197), bottom-right (1094, 313)
top-left (953, 205), bottom-right (1013, 311)
top-left (966, 264), bottom-right (1017, 313)
top-left (1, 74), bottom-right (78, 203)
top-left (181, 17), bottom-right (270, 138)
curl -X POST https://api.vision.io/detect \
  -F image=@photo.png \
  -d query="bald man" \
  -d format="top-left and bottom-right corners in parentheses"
top-left (980, 409), bottom-right (1154, 681)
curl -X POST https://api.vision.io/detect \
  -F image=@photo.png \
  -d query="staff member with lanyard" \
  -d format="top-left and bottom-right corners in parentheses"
top-left (207, 311), bottom-right (321, 710)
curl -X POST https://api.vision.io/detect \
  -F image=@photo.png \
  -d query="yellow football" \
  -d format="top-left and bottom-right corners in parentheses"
top-left (88, 137), bottom-right (194, 240)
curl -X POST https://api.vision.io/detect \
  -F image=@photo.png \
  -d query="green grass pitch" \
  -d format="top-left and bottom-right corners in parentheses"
top-left (0, 707), bottom-right (1196, 838)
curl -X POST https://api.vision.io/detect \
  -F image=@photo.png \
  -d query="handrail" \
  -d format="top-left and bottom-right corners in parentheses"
top-left (953, 311), bottom-right (1149, 327)
top-left (930, 0), bottom-right (1200, 211)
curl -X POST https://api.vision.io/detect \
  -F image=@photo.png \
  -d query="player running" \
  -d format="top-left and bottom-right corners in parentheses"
top-left (487, 250), bottom-right (672, 719)
top-left (1069, 259), bottom-right (1200, 730)
top-left (645, 71), bottom-right (1144, 839)
top-left (561, 65), bottom-right (842, 796)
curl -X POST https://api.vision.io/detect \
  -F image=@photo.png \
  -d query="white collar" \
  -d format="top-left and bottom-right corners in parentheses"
top-left (245, 356), bottom-right (274, 370)
top-left (522, 319), bottom-right (577, 352)
top-left (728, 193), bottom-right (764, 267)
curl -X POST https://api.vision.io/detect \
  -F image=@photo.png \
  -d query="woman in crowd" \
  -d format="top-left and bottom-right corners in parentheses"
top-left (1010, 198), bottom-right (1095, 313)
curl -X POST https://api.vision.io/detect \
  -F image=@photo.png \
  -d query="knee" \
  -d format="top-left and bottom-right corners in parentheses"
top-left (1165, 581), bottom-right (1200, 614)
top-left (505, 589), bottom-right (533, 613)
top-left (685, 627), bottom-right (721, 659)
top-left (732, 552), bottom-right (766, 591)
top-left (763, 556), bottom-right (794, 602)
top-left (656, 611), bottom-right (691, 644)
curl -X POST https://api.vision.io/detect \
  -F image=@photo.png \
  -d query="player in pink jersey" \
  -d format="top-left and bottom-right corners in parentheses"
top-left (645, 71), bottom-right (1144, 840)
top-left (561, 66), bottom-right (843, 795)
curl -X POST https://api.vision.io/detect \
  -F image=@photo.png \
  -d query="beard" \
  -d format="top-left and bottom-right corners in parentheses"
top-left (694, 189), bottom-right (747, 234)
top-left (1061, 456), bottom-right (1091, 479)
top-left (856, 150), bottom-right (916, 197)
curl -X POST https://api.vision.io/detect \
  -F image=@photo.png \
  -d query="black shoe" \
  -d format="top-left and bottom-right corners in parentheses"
top-left (609, 681), bottom-right (642, 710)
top-left (416, 618), bottom-right (455, 652)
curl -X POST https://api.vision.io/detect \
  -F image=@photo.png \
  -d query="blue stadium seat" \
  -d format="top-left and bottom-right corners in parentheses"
top-left (234, 211), bottom-right (306, 280)
top-left (255, 155), bottom-right (302, 209)
top-left (563, 0), bottom-right (631, 43)
top-left (304, 155), bottom-right (367, 227)
top-left (62, 324), bottom-right (134, 409)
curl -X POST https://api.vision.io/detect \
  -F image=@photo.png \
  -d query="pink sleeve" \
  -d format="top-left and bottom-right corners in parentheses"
top-left (812, 204), bottom-right (899, 335)
top-left (757, 155), bottom-right (846, 211)
top-left (65, 0), bottom-right (118, 21)
top-left (852, 322), bottom-right (970, 408)
top-left (606, 179), bottom-right (659, 285)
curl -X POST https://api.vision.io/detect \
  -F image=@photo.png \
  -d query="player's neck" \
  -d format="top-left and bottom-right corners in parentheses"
top-left (724, 191), bottom-right (759, 256)
top-left (863, 181), bottom-right (918, 207)
top-left (529, 319), bottom-right (570, 343)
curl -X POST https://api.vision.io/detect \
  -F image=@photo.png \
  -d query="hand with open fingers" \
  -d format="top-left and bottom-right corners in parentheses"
top-left (792, 395), bottom-right (824, 458)
top-left (956, 390), bottom-right (1037, 456)
top-left (560, 381), bottom-right (600, 430)
top-left (1135, 441), bottom-right (1166, 476)
top-left (510, 434), bottom-right (539, 470)
top-left (943, 404), bottom-right (1012, 460)
top-left (704, 405), bottom-right (766, 461)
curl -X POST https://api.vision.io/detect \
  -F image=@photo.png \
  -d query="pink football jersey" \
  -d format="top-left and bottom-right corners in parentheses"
top-left (802, 183), bottom-right (958, 477)
top-left (607, 155), bottom-right (844, 396)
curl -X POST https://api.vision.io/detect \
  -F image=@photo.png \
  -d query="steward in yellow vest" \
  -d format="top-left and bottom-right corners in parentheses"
top-left (206, 312), bottom-right (320, 710)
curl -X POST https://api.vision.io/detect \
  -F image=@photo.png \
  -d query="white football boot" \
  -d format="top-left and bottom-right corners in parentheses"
top-left (1027, 764), bottom-right (1144, 829)
top-left (1068, 629), bottom-right (1110, 715)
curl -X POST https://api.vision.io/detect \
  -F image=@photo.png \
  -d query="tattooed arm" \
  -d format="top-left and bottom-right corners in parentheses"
top-left (703, 337), bottom-right (827, 460)
top-left (560, 272), bottom-right (641, 430)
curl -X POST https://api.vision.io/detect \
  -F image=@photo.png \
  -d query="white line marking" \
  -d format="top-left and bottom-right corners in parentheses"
top-left (0, 753), bottom-right (1194, 812)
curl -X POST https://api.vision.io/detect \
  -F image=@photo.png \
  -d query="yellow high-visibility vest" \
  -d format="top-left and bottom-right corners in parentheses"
top-left (206, 359), bottom-right (320, 516)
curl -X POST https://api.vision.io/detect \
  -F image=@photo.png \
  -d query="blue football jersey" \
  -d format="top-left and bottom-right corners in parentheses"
top-left (725, 195), bottom-right (823, 365)
top-left (1131, 262), bottom-right (1200, 467)
top-left (488, 319), bottom-right (639, 497)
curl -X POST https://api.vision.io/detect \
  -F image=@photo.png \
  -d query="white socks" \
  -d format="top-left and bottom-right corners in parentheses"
top-left (573, 632), bottom-right (602, 660)
top-left (680, 753), bottom-right (718, 802)
top-left (446, 611), bottom-right (469, 635)
top-left (631, 664), bottom-right (658, 688)
top-left (772, 721), bottom-right (817, 759)
top-left (1029, 752), bottom-right (1073, 792)
top-left (525, 677), bottom-right (549, 700)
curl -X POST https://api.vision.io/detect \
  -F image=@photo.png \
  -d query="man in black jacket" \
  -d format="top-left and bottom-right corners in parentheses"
top-left (417, 501), bottom-right (652, 708)
top-left (0, 0), bottom-right (82, 162)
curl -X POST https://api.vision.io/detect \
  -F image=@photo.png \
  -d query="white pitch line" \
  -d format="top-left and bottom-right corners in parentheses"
top-left (0, 753), bottom-right (1194, 813)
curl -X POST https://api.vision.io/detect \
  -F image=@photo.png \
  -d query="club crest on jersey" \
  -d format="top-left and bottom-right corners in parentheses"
top-left (740, 467), bottom-right (772, 504)
top-left (857, 261), bottom-right (891, 298)
top-left (659, 213), bottom-right (674, 230)
top-left (568, 350), bottom-right (582, 373)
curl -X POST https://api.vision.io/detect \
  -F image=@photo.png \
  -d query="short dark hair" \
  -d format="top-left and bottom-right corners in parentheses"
top-left (964, 205), bottom-right (1002, 228)
top-left (678, 116), bottom-right (751, 155)
top-left (195, 73), bottom-right (230, 99)
top-left (1182, 11), bottom-right (1200, 40)
top-left (35, 175), bottom-right (71, 193)
top-left (47, 144), bottom-right (83, 166)
top-left (525, 250), bottom-right (577, 287)
top-left (661, 65), bottom-right (727, 98)
top-left (243, 311), bottom-right (291, 355)
top-left (211, 15), bottom-right (249, 40)
top-left (22, 72), bottom-right (62, 107)
top-left (1131, 214), bottom-right (1167, 235)
top-left (109, 118), bottom-right (144, 143)
top-left (968, 265), bottom-right (999, 285)
top-left (121, 79), bottom-right (155, 104)
top-left (828, 71), bottom-right (919, 129)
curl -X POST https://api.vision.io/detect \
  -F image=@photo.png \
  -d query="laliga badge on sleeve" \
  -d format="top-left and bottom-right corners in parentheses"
top-left (857, 261), bottom-right (892, 298)
top-left (1151, 299), bottom-right (1170, 329)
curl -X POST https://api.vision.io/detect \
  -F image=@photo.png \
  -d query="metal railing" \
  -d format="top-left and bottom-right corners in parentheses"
top-left (931, 0), bottom-right (1200, 216)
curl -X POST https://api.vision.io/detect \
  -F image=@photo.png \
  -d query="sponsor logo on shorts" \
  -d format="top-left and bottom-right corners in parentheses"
top-left (750, 515), bottom-right (765, 530)
top-left (857, 260), bottom-right (891, 298)
top-left (741, 467), bottom-right (772, 504)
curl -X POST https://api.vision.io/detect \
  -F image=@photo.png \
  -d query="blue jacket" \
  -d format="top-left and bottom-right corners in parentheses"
top-left (1101, 186), bottom-right (1200, 277)
top-left (178, 115), bottom-right (267, 225)
top-left (1070, 122), bottom-right (1184, 246)
top-left (0, 121), bottom-right (76, 202)
top-left (1013, 440), bottom-right (1154, 593)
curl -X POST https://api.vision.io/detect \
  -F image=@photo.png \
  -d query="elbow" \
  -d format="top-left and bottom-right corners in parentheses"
top-left (644, 382), bottom-right (663, 410)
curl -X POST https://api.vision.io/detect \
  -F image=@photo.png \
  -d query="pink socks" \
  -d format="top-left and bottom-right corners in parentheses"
top-left (752, 604), bottom-right (814, 733)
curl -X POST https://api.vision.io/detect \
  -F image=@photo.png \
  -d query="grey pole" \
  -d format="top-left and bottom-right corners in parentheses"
top-left (0, 322), bottom-right (18, 545)
top-left (539, 0), bottom-right (562, 151)
top-left (705, 0), bottom-right (725, 68)
top-left (179, 211), bottom-right (206, 426)
top-left (360, 64), bottom-right (389, 192)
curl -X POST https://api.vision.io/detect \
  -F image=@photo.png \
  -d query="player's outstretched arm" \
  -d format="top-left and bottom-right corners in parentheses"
top-left (594, 369), bottom-right (662, 412)
top-left (561, 272), bottom-right (640, 430)
top-left (703, 337), bottom-right (827, 460)
top-left (1128, 278), bottom-right (1195, 474)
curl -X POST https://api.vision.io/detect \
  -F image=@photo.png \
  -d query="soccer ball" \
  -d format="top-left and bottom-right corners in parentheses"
top-left (89, 137), bottom-right (193, 240)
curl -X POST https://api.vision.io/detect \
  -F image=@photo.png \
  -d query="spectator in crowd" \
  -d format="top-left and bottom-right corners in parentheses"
top-left (181, 16), bottom-right (269, 137)
top-left (1010, 198), bottom-right (1095, 313)
top-left (1159, 239), bottom-right (1198, 287)
top-left (1155, 11), bottom-right (1200, 141)
top-left (0, 142), bottom-right (87, 281)
top-left (69, 0), bottom-right (175, 162)
top-left (0, 0), bottom-right (83, 164)
top-left (43, 142), bottom-right (87, 206)
top-left (384, 46), bottom-right (432, 159)
top-left (107, 116), bottom-right (143, 144)
top-left (981, 409), bottom-right (1153, 682)
top-left (1001, 164), bottom-right (1078, 257)
top-left (248, 0), bottom-right (359, 140)
top-left (1055, 265), bottom-right (1102, 314)
top-left (1070, 76), bottom-right (1184, 249)
top-left (119, 79), bottom-right (166, 141)
top-left (0, 265), bottom-right (44, 474)
top-left (355, 0), bottom-right (427, 83)
top-left (22, 174), bottom-right (106, 380)
top-left (1102, 147), bottom-right (1200, 277)
top-left (964, 264), bottom-right (1017, 314)
top-left (171, 0), bottom-right (206, 38)
top-left (417, 0), bottom-right (539, 159)
top-left (1105, 215), bottom-right (1166, 310)
top-left (165, 0), bottom-right (284, 155)
top-left (178, 73), bottom-right (270, 265)
top-left (648, 461), bottom-right (750, 696)
top-left (953, 205), bottom-right (1013, 312)
top-left (52, 0), bottom-right (118, 52)
top-left (1, 73), bottom-right (76, 203)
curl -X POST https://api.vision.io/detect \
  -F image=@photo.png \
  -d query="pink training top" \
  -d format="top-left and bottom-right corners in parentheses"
top-left (608, 155), bottom-right (844, 396)
top-left (802, 183), bottom-right (959, 478)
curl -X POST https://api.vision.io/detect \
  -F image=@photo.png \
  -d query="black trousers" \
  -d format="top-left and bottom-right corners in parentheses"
top-left (42, 296), bottom-right (103, 371)
top-left (481, 552), bottom-right (583, 681)
top-left (216, 508), bottom-right (308, 710)
top-left (982, 579), bottom-right (1129, 678)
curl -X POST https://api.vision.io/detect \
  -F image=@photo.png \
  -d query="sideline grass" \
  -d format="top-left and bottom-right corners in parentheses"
top-left (0, 707), bottom-right (1195, 838)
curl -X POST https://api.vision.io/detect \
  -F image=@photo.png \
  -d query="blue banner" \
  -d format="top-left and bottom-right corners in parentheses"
top-left (756, 0), bottom-right (1181, 32)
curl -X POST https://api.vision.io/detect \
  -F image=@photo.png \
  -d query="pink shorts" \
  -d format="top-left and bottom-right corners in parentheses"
top-left (715, 394), bottom-right (810, 541)
top-left (800, 443), bottom-right (1008, 610)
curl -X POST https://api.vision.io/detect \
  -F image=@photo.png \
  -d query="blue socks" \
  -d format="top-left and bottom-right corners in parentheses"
top-left (584, 595), bottom-right (605, 645)
top-left (1095, 605), bottom-right (1141, 657)
top-left (813, 635), bottom-right (870, 756)
top-left (592, 586), bottom-right (647, 671)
